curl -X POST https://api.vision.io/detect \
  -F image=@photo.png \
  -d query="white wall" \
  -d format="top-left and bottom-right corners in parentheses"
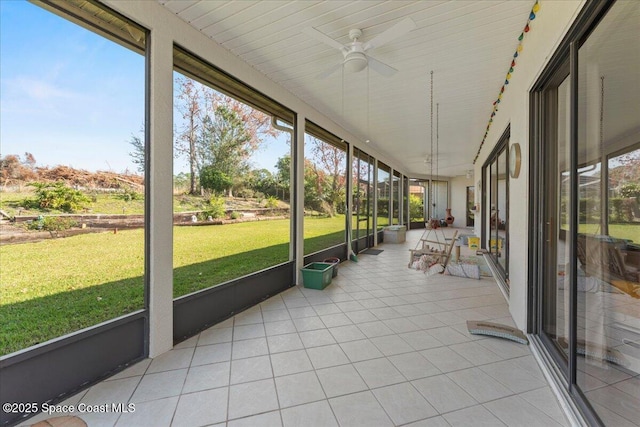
top-left (473, 1), bottom-right (585, 329)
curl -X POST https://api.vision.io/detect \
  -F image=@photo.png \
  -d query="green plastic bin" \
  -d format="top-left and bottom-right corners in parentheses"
top-left (301, 262), bottom-right (333, 290)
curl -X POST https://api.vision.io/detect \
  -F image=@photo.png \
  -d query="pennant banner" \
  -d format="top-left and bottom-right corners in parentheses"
top-left (473, 0), bottom-right (540, 164)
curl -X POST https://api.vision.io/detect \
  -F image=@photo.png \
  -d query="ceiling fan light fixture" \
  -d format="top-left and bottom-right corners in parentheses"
top-left (343, 52), bottom-right (367, 73)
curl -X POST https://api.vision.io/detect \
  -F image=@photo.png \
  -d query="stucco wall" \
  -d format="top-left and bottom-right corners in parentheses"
top-left (473, 1), bottom-right (585, 329)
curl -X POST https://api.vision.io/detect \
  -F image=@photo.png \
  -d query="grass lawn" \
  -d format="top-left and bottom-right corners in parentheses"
top-left (1, 216), bottom-right (350, 355)
top-left (577, 223), bottom-right (640, 243)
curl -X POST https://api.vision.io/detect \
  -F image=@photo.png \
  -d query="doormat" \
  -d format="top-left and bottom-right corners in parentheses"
top-left (361, 248), bottom-right (384, 255)
top-left (467, 320), bottom-right (528, 345)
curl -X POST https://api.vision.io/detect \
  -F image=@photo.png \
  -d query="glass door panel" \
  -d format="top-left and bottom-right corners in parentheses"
top-left (576, 2), bottom-right (640, 423)
top-left (541, 76), bottom-right (571, 365)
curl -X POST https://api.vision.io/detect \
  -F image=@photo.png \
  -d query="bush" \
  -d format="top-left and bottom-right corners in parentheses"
top-left (265, 196), bottom-right (278, 209)
top-left (200, 166), bottom-right (232, 195)
top-left (25, 182), bottom-right (91, 213)
top-left (205, 195), bottom-right (226, 219)
top-left (236, 188), bottom-right (254, 199)
top-left (117, 186), bottom-right (143, 202)
top-left (26, 216), bottom-right (77, 232)
top-left (230, 211), bottom-right (241, 220)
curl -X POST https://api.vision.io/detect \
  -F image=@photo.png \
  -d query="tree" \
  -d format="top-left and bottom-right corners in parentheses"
top-left (275, 154), bottom-right (326, 212)
top-left (308, 137), bottom-right (347, 215)
top-left (200, 166), bottom-right (232, 195)
top-left (128, 133), bottom-right (145, 173)
top-left (175, 78), bottom-right (202, 194)
top-left (174, 77), bottom-right (279, 195)
top-left (196, 105), bottom-right (253, 197)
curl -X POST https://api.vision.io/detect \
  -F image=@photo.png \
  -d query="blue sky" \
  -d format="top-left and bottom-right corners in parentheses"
top-left (0, 1), bottom-right (145, 173)
top-left (0, 1), bottom-right (287, 174)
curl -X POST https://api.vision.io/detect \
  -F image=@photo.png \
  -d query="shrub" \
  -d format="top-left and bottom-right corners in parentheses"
top-left (230, 211), bottom-right (241, 220)
top-left (25, 181), bottom-right (91, 213)
top-left (265, 196), bottom-right (278, 209)
top-left (236, 188), bottom-right (254, 199)
top-left (200, 166), bottom-right (232, 195)
top-left (117, 186), bottom-right (143, 202)
top-left (206, 195), bottom-right (226, 219)
top-left (26, 216), bottom-right (77, 232)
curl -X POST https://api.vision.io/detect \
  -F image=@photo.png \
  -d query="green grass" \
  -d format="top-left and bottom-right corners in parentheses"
top-left (577, 222), bottom-right (640, 243)
top-left (1, 217), bottom-right (351, 355)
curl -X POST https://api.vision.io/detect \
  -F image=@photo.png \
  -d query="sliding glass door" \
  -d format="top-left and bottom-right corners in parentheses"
top-left (532, 1), bottom-right (639, 424)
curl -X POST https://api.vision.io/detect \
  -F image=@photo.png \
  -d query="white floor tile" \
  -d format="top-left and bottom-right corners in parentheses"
top-left (182, 361), bottom-right (230, 393)
top-left (198, 327), bottom-right (233, 346)
top-left (420, 346), bottom-right (474, 373)
top-left (306, 344), bottom-right (350, 369)
top-left (299, 329), bottom-right (337, 348)
top-left (339, 339), bottom-right (384, 362)
top-left (281, 400), bottom-right (338, 427)
top-left (227, 410), bottom-right (282, 427)
top-left (171, 387), bottom-right (228, 427)
top-left (483, 395), bottom-right (565, 427)
top-left (275, 371), bottom-right (326, 408)
top-left (447, 368), bottom-right (513, 403)
top-left (356, 320), bottom-right (395, 338)
top-left (129, 369), bottom-right (187, 403)
top-left (146, 347), bottom-right (194, 374)
top-left (267, 333), bottom-right (304, 354)
top-left (370, 334), bottom-right (414, 356)
top-left (115, 396), bottom-right (178, 427)
top-left (412, 374), bottom-right (478, 414)
top-left (388, 352), bottom-right (441, 380)
top-left (372, 382), bottom-right (438, 425)
top-left (479, 359), bottom-right (547, 393)
top-left (234, 323), bottom-right (266, 341)
top-left (328, 325), bottom-right (366, 343)
top-left (316, 364), bottom-right (368, 398)
top-left (292, 316), bottom-right (325, 332)
top-left (329, 391), bottom-right (393, 427)
top-left (232, 337), bottom-right (269, 359)
top-left (230, 355), bottom-right (273, 384)
top-left (444, 405), bottom-right (508, 426)
top-left (270, 349), bottom-right (313, 377)
top-left (191, 342), bottom-right (232, 366)
top-left (264, 320), bottom-right (297, 336)
top-left (228, 379), bottom-right (279, 420)
top-left (353, 357), bottom-right (406, 388)
top-left (261, 309), bottom-right (291, 323)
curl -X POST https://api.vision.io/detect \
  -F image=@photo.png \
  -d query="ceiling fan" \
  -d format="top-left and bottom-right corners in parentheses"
top-left (304, 17), bottom-right (416, 79)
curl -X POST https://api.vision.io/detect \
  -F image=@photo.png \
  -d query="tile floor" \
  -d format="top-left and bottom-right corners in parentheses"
top-left (22, 228), bottom-right (570, 427)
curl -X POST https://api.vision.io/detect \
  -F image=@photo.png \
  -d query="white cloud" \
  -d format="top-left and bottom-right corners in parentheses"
top-left (15, 76), bottom-right (76, 101)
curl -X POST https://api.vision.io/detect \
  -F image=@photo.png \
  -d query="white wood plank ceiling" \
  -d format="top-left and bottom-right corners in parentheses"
top-left (158, 0), bottom-right (537, 177)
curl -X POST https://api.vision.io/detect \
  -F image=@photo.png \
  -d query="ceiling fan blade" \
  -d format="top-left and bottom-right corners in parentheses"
top-left (315, 61), bottom-right (343, 79)
top-left (303, 27), bottom-right (346, 51)
top-left (367, 56), bottom-right (397, 77)
top-left (363, 17), bottom-right (416, 51)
